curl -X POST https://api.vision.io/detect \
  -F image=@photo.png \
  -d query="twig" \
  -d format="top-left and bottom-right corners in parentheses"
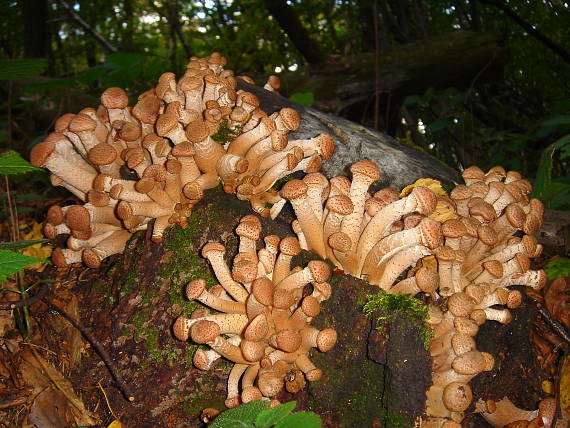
top-left (535, 302), bottom-right (570, 345)
top-left (57, 0), bottom-right (118, 53)
top-left (0, 281), bottom-right (50, 310)
top-left (42, 298), bottom-right (135, 402)
top-left (98, 380), bottom-right (119, 421)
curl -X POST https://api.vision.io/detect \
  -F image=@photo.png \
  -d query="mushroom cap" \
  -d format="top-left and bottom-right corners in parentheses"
top-left (65, 205), bottom-right (91, 232)
top-left (301, 295), bottom-right (321, 317)
top-left (30, 141), bottom-right (55, 167)
top-left (482, 260), bottom-right (503, 278)
top-left (236, 220), bottom-right (262, 241)
top-left (88, 143), bottom-right (117, 165)
top-left (185, 119), bottom-right (210, 142)
top-left (270, 129), bottom-right (288, 151)
top-left (503, 203), bottom-right (526, 229)
top-left (307, 260), bottom-right (330, 283)
top-left (279, 236), bottom-right (301, 256)
top-left (328, 232), bottom-right (352, 252)
top-left (101, 87), bottom-right (129, 109)
top-left (411, 186), bottom-right (438, 215)
top-left (447, 292), bottom-right (475, 318)
top-left (69, 113), bottom-right (97, 132)
top-left (186, 279), bottom-right (206, 300)
top-left (179, 75), bottom-right (203, 91)
top-left (82, 249), bottom-right (102, 268)
top-left (470, 201), bottom-right (497, 222)
top-left (315, 134), bottom-right (336, 159)
top-left (443, 382), bottom-right (473, 412)
top-left (276, 330), bottom-right (302, 353)
top-left (46, 205), bottom-right (65, 225)
top-left (279, 179), bottom-right (308, 201)
top-left (258, 372), bottom-right (285, 398)
top-left (450, 184), bottom-right (472, 201)
top-left (477, 225), bottom-right (498, 245)
top-left (252, 277), bottom-right (274, 306)
top-left (52, 248), bottom-right (71, 267)
top-left (172, 317), bottom-right (191, 341)
top-left (132, 95), bottom-right (160, 124)
top-left (305, 368), bottom-right (323, 381)
top-left (462, 166), bottom-right (485, 182)
top-left (202, 242), bottom-right (226, 258)
top-left (415, 267), bottom-right (439, 293)
top-left (451, 333), bottom-right (476, 355)
top-left (442, 219), bottom-right (467, 239)
top-left (330, 176), bottom-right (351, 195)
top-left (241, 340), bottom-right (266, 362)
top-left (241, 386), bottom-right (263, 403)
top-left (190, 320), bottom-right (220, 344)
top-left (156, 112), bottom-right (179, 137)
top-left (273, 289), bottom-right (296, 309)
top-left (350, 160), bottom-right (380, 182)
top-left (54, 113), bottom-right (75, 132)
top-left (454, 317), bottom-right (479, 336)
top-left (277, 107), bottom-right (300, 131)
top-left (316, 328), bottom-right (337, 352)
top-left (87, 190), bottom-right (110, 207)
top-left (419, 218), bottom-right (443, 249)
top-left (244, 313), bottom-right (269, 341)
top-left (193, 348), bottom-right (214, 370)
top-left (326, 195), bottom-right (354, 215)
top-left (232, 253), bottom-right (258, 283)
top-left (452, 350), bottom-right (490, 375)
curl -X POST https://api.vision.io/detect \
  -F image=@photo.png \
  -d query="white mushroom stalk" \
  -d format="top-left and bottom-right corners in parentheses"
top-left (33, 53), bottom-right (335, 266)
top-left (173, 216), bottom-right (337, 408)
top-left (280, 161), bottom-right (546, 427)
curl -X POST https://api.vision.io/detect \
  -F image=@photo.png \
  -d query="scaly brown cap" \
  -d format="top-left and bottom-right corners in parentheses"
top-left (173, 317), bottom-right (191, 341)
top-left (30, 141), bottom-right (55, 167)
top-left (190, 320), bottom-right (220, 344)
top-left (279, 236), bottom-right (301, 256)
top-left (88, 143), bottom-right (117, 165)
top-left (307, 261), bottom-right (330, 284)
top-left (326, 195), bottom-right (354, 215)
top-left (65, 205), bottom-right (91, 232)
top-left (442, 218), bottom-right (467, 239)
top-left (101, 87), bottom-right (129, 109)
top-left (276, 330), bottom-right (301, 353)
top-left (69, 113), bottom-right (96, 133)
top-left (447, 292), bottom-right (475, 317)
top-left (185, 119), bottom-right (210, 142)
top-left (350, 160), bottom-right (380, 182)
top-left (443, 382), bottom-right (473, 412)
top-left (186, 279), bottom-right (206, 300)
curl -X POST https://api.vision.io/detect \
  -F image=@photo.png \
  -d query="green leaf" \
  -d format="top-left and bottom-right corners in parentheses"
top-left (545, 257), bottom-right (570, 280)
top-left (0, 250), bottom-right (48, 283)
top-left (274, 411), bottom-right (321, 428)
top-left (209, 400), bottom-right (269, 428)
top-left (0, 151), bottom-right (42, 176)
top-left (255, 401), bottom-right (296, 428)
top-left (25, 78), bottom-right (76, 94)
top-left (426, 117), bottom-right (454, 133)
top-left (532, 135), bottom-right (570, 206)
top-left (539, 115), bottom-right (570, 128)
top-left (0, 58), bottom-right (47, 80)
top-left (289, 92), bottom-right (314, 107)
top-left (0, 240), bottom-right (49, 250)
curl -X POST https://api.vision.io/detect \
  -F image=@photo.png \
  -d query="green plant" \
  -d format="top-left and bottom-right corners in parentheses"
top-left (209, 401), bottom-right (321, 428)
top-left (289, 92), bottom-right (314, 107)
top-left (544, 257), bottom-right (570, 280)
top-left (363, 290), bottom-right (433, 350)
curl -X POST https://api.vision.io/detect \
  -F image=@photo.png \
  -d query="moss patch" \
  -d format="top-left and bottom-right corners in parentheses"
top-left (363, 291), bottom-right (433, 350)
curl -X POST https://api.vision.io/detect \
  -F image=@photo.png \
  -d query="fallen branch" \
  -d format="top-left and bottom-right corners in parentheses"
top-left (42, 298), bottom-right (135, 402)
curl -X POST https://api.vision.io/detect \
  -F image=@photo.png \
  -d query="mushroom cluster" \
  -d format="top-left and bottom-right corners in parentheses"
top-left (475, 396), bottom-right (564, 427)
top-left (278, 162), bottom-right (547, 427)
top-left (173, 215), bottom-right (337, 407)
top-left (31, 53), bottom-right (335, 268)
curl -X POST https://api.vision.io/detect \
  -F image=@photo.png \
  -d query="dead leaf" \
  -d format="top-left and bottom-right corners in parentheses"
top-left (560, 355), bottom-right (570, 417)
top-left (21, 221), bottom-right (52, 271)
top-left (429, 196), bottom-right (459, 223)
top-left (400, 178), bottom-right (448, 198)
top-left (29, 387), bottom-right (74, 428)
top-left (107, 420), bottom-right (124, 428)
top-left (46, 293), bottom-right (84, 368)
top-left (19, 348), bottom-right (99, 426)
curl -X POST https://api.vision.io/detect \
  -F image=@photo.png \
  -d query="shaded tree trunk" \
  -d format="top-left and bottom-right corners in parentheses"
top-left (262, 0), bottom-right (326, 65)
top-left (22, 0), bottom-right (49, 58)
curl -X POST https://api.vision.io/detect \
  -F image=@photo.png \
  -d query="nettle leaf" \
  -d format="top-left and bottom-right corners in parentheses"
top-left (0, 151), bottom-right (43, 176)
top-left (255, 401), bottom-right (296, 427)
top-left (274, 411), bottom-right (321, 428)
top-left (0, 58), bottom-right (47, 80)
top-left (0, 250), bottom-right (48, 283)
top-left (289, 92), bottom-right (314, 107)
top-left (210, 400), bottom-right (269, 428)
top-left (0, 240), bottom-right (49, 251)
top-left (545, 257), bottom-right (570, 280)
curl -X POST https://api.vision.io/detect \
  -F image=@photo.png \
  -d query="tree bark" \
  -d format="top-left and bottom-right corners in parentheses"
top-left (262, 0), bottom-right (326, 65)
top-left (22, 0), bottom-right (49, 58)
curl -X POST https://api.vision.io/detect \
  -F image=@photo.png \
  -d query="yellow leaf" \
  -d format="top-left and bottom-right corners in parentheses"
top-left (107, 420), bottom-right (124, 428)
top-left (400, 178), bottom-right (448, 198)
top-left (21, 221), bottom-right (52, 271)
top-left (541, 379), bottom-right (553, 394)
top-left (428, 196), bottom-right (458, 223)
top-left (420, 255), bottom-right (438, 271)
top-left (560, 355), bottom-right (570, 415)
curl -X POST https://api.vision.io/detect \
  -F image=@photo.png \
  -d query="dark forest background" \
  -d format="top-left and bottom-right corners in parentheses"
top-left (2, 0), bottom-right (570, 209)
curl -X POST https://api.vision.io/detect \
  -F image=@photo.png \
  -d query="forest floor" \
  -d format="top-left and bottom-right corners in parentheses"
top-left (0, 189), bottom-right (568, 428)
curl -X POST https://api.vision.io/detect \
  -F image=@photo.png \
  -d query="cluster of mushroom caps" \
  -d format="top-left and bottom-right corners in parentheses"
top-left (30, 52), bottom-right (335, 268)
top-left (277, 161), bottom-right (548, 427)
top-left (173, 215), bottom-right (337, 407)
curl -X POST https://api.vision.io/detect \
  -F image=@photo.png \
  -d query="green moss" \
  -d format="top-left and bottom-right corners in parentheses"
top-left (211, 120), bottom-right (242, 144)
top-left (363, 291), bottom-right (433, 350)
top-left (377, 408), bottom-right (412, 428)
